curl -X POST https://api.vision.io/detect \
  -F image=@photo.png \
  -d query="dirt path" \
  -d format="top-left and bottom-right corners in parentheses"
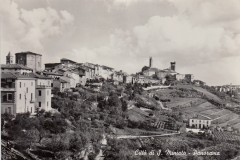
top-left (116, 132), bottom-right (180, 139)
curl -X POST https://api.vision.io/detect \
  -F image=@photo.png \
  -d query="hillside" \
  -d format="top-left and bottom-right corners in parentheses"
top-left (2, 82), bottom-right (240, 160)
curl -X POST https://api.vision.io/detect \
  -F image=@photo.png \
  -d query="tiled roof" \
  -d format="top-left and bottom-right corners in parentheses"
top-left (1, 72), bottom-right (17, 79)
top-left (29, 73), bottom-right (52, 79)
top-left (1, 64), bottom-right (33, 70)
top-left (43, 71), bottom-right (63, 76)
top-left (1, 72), bottom-right (35, 79)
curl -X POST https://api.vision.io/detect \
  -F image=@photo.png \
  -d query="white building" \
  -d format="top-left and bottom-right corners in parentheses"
top-left (1, 72), bottom-right (36, 115)
top-left (189, 115), bottom-right (212, 129)
top-left (30, 73), bottom-right (52, 111)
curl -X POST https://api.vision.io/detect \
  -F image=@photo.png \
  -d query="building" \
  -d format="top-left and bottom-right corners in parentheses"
top-left (193, 80), bottom-right (206, 86)
top-left (60, 58), bottom-right (77, 67)
top-left (1, 72), bottom-right (36, 115)
top-left (176, 74), bottom-right (185, 81)
top-left (6, 52), bottom-right (14, 64)
top-left (123, 74), bottom-right (133, 84)
top-left (142, 68), bottom-right (158, 77)
top-left (15, 51), bottom-right (42, 72)
top-left (99, 65), bottom-right (114, 80)
top-left (44, 63), bottom-right (61, 72)
top-left (63, 70), bottom-right (81, 88)
top-left (189, 115), bottom-right (212, 129)
top-left (111, 71), bottom-right (124, 82)
top-left (30, 73), bottom-right (52, 111)
top-left (185, 74), bottom-right (194, 83)
top-left (1, 64), bottom-right (33, 74)
top-left (42, 71), bottom-right (63, 79)
top-left (53, 77), bottom-right (71, 92)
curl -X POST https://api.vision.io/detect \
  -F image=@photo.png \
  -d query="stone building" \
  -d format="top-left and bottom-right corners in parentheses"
top-left (15, 51), bottom-right (42, 72)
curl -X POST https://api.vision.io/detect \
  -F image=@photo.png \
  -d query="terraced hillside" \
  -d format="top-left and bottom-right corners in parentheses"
top-left (153, 85), bottom-right (240, 131)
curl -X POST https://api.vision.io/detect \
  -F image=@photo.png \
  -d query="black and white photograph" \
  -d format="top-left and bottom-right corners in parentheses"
top-left (1, 0), bottom-right (240, 159)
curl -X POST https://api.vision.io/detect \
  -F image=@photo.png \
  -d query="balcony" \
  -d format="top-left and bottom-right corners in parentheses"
top-left (36, 85), bottom-right (51, 89)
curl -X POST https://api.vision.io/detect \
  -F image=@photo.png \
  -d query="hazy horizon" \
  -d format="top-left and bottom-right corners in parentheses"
top-left (1, 0), bottom-right (240, 86)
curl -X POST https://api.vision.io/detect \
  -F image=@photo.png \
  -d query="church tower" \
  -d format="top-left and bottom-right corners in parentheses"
top-left (6, 52), bottom-right (13, 64)
top-left (149, 57), bottom-right (152, 68)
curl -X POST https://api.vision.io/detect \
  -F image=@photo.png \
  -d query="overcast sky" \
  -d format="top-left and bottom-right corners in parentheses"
top-left (1, 0), bottom-right (240, 85)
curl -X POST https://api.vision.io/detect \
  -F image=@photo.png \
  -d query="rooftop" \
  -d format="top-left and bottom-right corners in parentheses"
top-left (1, 64), bottom-right (33, 70)
top-left (60, 58), bottom-right (77, 63)
top-left (42, 71), bottom-right (63, 76)
top-left (102, 65), bottom-right (114, 70)
top-left (15, 51), bottom-right (42, 56)
top-left (29, 73), bottom-right (52, 79)
top-left (1, 72), bottom-right (36, 79)
top-left (191, 114), bottom-right (212, 120)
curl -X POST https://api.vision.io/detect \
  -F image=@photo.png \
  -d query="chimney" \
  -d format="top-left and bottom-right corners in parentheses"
top-left (170, 62), bottom-right (176, 71)
top-left (149, 57), bottom-right (152, 68)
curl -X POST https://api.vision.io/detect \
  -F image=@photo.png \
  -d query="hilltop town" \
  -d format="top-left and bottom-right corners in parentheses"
top-left (1, 51), bottom-right (240, 160)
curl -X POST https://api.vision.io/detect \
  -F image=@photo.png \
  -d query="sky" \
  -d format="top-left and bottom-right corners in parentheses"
top-left (0, 0), bottom-right (240, 86)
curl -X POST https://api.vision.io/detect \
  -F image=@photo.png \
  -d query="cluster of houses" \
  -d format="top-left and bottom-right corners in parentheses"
top-left (1, 52), bottom-right (52, 115)
top-left (1, 52), bottom-right (195, 116)
top-left (138, 57), bottom-right (194, 85)
top-left (214, 85), bottom-right (240, 94)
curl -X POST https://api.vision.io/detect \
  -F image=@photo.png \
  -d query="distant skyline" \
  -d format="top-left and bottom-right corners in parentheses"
top-left (1, 0), bottom-right (240, 85)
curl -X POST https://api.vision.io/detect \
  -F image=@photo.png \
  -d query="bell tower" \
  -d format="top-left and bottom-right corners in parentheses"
top-left (149, 57), bottom-right (152, 68)
top-left (6, 52), bottom-right (13, 64)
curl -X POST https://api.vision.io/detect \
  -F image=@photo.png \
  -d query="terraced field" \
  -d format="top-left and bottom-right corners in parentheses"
top-left (179, 100), bottom-right (240, 130)
top-left (213, 131), bottom-right (240, 141)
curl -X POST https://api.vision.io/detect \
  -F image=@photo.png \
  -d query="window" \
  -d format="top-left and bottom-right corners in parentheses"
top-left (31, 93), bottom-right (33, 101)
top-left (47, 101), bottom-right (49, 106)
top-left (39, 90), bottom-right (41, 96)
top-left (207, 121), bottom-right (209, 124)
top-left (19, 94), bottom-right (21, 99)
top-left (26, 87), bottom-right (28, 93)
top-left (39, 102), bottom-right (41, 107)
top-left (47, 90), bottom-right (49, 95)
top-left (31, 82), bottom-right (33, 86)
top-left (20, 82), bottom-right (21, 88)
top-left (31, 107), bottom-right (32, 113)
top-left (192, 120), bottom-right (194, 123)
top-left (7, 93), bottom-right (13, 101)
